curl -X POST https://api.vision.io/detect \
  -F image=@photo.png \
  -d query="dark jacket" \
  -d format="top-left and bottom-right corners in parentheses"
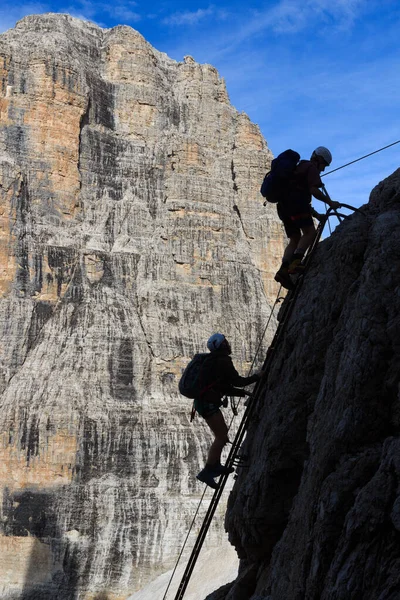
top-left (200, 351), bottom-right (259, 402)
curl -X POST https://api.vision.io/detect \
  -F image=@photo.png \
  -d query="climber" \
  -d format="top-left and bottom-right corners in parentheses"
top-left (274, 146), bottom-right (341, 290)
top-left (196, 333), bottom-right (264, 489)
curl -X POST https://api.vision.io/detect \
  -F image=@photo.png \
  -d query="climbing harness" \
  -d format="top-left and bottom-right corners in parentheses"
top-left (167, 197), bottom-right (363, 600)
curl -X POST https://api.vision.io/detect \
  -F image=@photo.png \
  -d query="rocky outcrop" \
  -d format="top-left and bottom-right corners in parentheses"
top-left (0, 13), bottom-right (285, 599)
top-left (211, 169), bottom-right (400, 600)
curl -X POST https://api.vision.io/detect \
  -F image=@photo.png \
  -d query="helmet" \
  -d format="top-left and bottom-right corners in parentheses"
top-left (207, 333), bottom-right (226, 352)
top-left (313, 146), bottom-right (332, 166)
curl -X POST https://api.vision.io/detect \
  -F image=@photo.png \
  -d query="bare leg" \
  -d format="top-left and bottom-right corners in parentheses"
top-left (296, 223), bottom-right (316, 253)
top-left (282, 233), bottom-right (301, 263)
top-left (205, 410), bottom-right (229, 466)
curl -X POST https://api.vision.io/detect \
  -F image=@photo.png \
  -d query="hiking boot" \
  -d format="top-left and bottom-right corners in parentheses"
top-left (274, 266), bottom-right (294, 290)
top-left (288, 257), bottom-right (305, 274)
top-left (196, 468), bottom-right (218, 489)
top-left (211, 462), bottom-right (235, 476)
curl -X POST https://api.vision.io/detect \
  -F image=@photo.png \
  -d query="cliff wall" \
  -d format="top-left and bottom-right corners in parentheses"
top-left (0, 13), bottom-right (285, 599)
top-left (212, 170), bottom-right (400, 600)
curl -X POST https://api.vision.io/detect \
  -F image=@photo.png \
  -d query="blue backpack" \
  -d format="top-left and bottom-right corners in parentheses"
top-left (260, 149), bottom-right (300, 203)
top-left (179, 353), bottom-right (211, 399)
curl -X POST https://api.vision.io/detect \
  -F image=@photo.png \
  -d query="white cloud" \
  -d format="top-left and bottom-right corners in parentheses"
top-left (110, 6), bottom-right (141, 22)
top-left (60, 0), bottom-right (97, 19)
top-left (61, 0), bottom-right (141, 24)
top-left (163, 0), bottom-right (365, 65)
top-left (103, 1), bottom-right (140, 22)
top-left (269, 0), bottom-right (364, 34)
top-left (234, 0), bottom-right (364, 46)
top-left (163, 5), bottom-right (225, 27)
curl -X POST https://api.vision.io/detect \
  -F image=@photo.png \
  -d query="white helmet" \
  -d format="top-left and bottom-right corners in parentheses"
top-left (313, 146), bottom-right (332, 166)
top-left (207, 333), bottom-right (226, 352)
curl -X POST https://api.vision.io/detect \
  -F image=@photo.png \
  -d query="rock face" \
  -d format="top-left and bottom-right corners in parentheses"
top-left (211, 170), bottom-right (400, 599)
top-left (0, 13), bottom-right (285, 599)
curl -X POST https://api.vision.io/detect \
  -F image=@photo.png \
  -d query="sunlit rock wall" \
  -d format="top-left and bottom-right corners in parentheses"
top-left (210, 169), bottom-right (400, 600)
top-left (0, 13), bottom-right (285, 599)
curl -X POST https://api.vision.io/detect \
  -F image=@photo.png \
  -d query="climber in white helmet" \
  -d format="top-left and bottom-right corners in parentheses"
top-left (195, 333), bottom-right (265, 489)
top-left (274, 146), bottom-right (341, 290)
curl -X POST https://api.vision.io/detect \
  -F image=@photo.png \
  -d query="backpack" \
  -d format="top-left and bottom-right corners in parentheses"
top-left (179, 353), bottom-right (210, 399)
top-left (260, 149), bottom-right (300, 203)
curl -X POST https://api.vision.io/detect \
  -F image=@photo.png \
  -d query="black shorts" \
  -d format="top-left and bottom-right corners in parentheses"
top-left (277, 198), bottom-right (313, 238)
top-left (194, 397), bottom-right (222, 419)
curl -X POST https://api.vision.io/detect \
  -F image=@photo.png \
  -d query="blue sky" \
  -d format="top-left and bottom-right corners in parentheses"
top-left (1, 0), bottom-right (399, 216)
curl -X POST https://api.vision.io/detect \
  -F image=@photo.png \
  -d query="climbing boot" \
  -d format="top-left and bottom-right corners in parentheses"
top-left (196, 467), bottom-right (218, 489)
top-left (274, 265), bottom-right (294, 290)
top-left (288, 257), bottom-right (305, 274)
top-left (211, 462), bottom-right (235, 476)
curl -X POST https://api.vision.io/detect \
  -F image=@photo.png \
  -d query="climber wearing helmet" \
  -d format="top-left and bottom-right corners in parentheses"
top-left (196, 333), bottom-right (264, 489)
top-left (274, 146), bottom-right (341, 290)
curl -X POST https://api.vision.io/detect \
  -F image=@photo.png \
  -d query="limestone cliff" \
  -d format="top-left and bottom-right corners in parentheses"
top-left (0, 13), bottom-right (285, 599)
top-left (208, 170), bottom-right (400, 600)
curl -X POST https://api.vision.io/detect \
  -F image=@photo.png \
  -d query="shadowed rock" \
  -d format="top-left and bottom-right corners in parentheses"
top-left (207, 168), bottom-right (400, 599)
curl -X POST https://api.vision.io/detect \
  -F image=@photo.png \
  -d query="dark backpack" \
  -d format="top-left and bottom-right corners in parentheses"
top-left (260, 149), bottom-right (300, 203)
top-left (179, 353), bottom-right (211, 399)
